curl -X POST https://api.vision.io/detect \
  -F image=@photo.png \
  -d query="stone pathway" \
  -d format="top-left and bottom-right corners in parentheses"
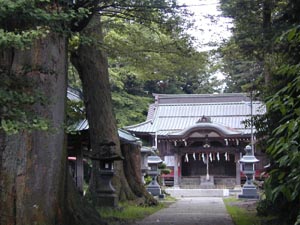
top-left (133, 197), bottom-right (234, 225)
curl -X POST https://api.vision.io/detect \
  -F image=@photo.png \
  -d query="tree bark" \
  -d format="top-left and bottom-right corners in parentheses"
top-left (71, 14), bottom-right (156, 204)
top-left (121, 143), bottom-right (158, 205)
top-left (0, 33), bottom-right (68, 225)
top-left (262, 0), bottom-right (272, 85)
top-left (0, 33), bottom-right (106, 225)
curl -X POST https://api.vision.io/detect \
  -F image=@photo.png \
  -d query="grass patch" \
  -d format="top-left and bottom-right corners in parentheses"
top-left (98, 201), bottom-right (166, 224)
top-left (223, 197), bottom-right (259, 225)
top-left (162, 194), bottom-right (177, 202)
top-left (223, 197), bottom-right (279, 225)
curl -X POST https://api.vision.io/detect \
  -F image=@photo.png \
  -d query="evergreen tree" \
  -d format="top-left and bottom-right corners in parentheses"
top-left (219, 0), bottom-right (300, 223)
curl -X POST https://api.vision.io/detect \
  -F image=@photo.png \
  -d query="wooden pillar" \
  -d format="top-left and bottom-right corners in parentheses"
top-left (235, 152), bottom-right (241, 186)
top-left (76, 146), bottom-right (84, 195)
top-left (174, 152), bottom-right (179, 187)
top-left (206, 153), bottom-right (210, 180)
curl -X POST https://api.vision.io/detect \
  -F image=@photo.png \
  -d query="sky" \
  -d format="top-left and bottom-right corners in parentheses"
top-left (177, 0), bottom-right (232, 51)
top-left (177, 0), bottom-right (233, 81)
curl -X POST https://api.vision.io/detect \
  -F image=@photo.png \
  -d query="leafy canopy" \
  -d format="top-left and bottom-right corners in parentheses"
top-left (0, 0), bottom-right (90, 134)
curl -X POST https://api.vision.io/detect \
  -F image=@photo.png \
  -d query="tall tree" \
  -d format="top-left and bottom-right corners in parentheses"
top-left (103, 14), bottom-right (220, 127)
top-left (70, 0), bottom-right (195, 204)
top-left (0, 32), bottom-right (69, 225)
top-left (0, 1), bottom-right (105, 224)
top-left (220, 0), bottom-right (300, 223)
top-left (255, 2), bottom-right (300, 224)
top-left (104, 16), bottom-right (217, 95)
top-left (71, 14), bottom-right (144, 203)
top-left (219, 0), bottom-right (278, 92)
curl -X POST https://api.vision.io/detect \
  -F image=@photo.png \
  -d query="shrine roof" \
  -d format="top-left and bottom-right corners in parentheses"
top-left (125, 93), bottom-right (266, 136)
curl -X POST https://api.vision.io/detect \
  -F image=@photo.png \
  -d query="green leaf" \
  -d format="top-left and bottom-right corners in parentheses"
top-left (287, 27), bottom-right (297, 41)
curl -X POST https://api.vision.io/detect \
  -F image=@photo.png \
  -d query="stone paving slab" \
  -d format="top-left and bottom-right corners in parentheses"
top-left (134, 197), bottom-right (234, 225)
top-left (165, 188), bottom-right (230, 197)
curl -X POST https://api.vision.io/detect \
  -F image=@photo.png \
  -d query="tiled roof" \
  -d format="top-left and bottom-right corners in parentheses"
top-left (70, 119), bottom-right (140, 143)
top-left (67, 88), bottom-right (139, 143)
top-left (125, 93), bottom-right (266, 135)
top-left (146, 104), bottom-right (156, 120)
top-left (67, 87), bottom-right (83, 101)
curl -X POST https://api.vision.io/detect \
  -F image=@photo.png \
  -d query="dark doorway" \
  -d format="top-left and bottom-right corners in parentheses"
top-left (181, 152), bottom-right (235, 177)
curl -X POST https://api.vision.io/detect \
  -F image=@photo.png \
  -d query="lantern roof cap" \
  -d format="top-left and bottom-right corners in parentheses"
top-left (240, 145), bottom-right (259, 163)
top-left (147, 156), bottom-right (163, 164)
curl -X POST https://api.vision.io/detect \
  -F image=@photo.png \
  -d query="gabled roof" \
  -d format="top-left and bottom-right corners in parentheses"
top-left (125, 93), bottom-right (266, 136)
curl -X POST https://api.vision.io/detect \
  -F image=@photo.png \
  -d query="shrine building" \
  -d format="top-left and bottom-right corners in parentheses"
top-left (125, 93), bottom-right (267, 188)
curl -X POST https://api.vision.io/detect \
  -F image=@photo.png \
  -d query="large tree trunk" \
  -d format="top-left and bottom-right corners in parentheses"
top-left (0, 33), bottom-right (68, 225)
top-left (0, 33), bottom-right (105, 225)
top-left (71, 14), bottom-right (135, 201)
top-left (71, 14), bottom-right (155, 204)
top-left (121, 143), bottom-right (158, 205)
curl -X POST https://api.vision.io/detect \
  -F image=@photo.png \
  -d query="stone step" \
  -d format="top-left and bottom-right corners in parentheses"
top-left (165, 188), bottom-right (230, 197)
top-left (180, 184), bottom-right (201, 189)
top-left (179, 177), bottom-right (236, 189)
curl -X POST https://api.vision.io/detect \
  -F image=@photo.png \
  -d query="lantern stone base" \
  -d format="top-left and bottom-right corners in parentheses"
top-left (95, 193), bottom-right (118, 208)
top-left (96, 169), bottom-right (118, 207)
top-left (147, 186), bottom-right (162, 196)
top-left (238, 184), bottom-right (259, 199)
top-left (146, 176), bottom-right (161, 196)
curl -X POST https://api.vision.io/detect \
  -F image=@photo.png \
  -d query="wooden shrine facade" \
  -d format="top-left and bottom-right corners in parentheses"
top-left (154, 118), bottom-right (252, 187)
top-left (125, 93), bottom-right (267, 188)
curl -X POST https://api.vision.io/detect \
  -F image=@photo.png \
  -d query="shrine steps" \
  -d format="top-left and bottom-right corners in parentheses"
top-left (179, 177), bottom-right (236, 189)
top-left (165, 188), bottom-right (231, 197)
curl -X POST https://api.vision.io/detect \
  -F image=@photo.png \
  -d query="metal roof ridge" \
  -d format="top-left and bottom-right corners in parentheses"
top-left (152, 92), bottom-right (248, 97)
top-left (123, 119), bottom-right (153, 129)
top-left (157, 115), bottom-right (252, 118)
top-left (156, 101), bottom-right (262, 106)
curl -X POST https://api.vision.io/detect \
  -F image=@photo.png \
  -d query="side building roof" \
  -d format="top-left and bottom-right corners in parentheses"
top-left (67, 87), bottom-right (140, 144)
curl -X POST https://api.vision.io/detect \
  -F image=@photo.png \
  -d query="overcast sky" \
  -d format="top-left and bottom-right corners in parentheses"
top-left (177, 0), bottom-right (232, 51)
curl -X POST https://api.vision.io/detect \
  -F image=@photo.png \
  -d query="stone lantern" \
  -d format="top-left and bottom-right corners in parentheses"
top-left (91, 141), bottom-right (123, 208)
top-left (140, 146), bottom-right (154, 184)
top-left (238, 145), bottom-right (259, 199)
top-left (146, 155), bottom-right (163, 196)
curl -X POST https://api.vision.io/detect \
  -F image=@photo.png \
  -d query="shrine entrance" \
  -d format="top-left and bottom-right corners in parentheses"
top-left (165, 119), bottom-right (249, 188)
top-left (181, 152), bottom-right (236, 177)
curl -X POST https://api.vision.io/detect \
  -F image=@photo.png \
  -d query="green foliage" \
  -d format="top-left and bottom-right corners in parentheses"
top-left (219, 1), bottom-right (300, 223)
top-left (0, 0), bottom-right (91, 49)
top-left (218, 0), bottom-right (263, 92)
top-left (66, 99), bottom-right (85, 131)
top-left (144, 175), bottom-right (152, 185)
top-left (0, 0), bottom-right (94, 135)
top-left (261, 75), bottom-right (300, 224)
top-left (158, 163), bottom-right (171, 175)
top-left (218, 0), bottom-right (288, 93)
top-left (0, 70), bottom-right (49, 134)
top-left (105, 16), bottom-right (220, 95)
top-left (256, 24), bottom-right (300, 224)
top-left (0, 27), bottom-right (50, 50)
top-left (112, 91), bottom-right (151, 128)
